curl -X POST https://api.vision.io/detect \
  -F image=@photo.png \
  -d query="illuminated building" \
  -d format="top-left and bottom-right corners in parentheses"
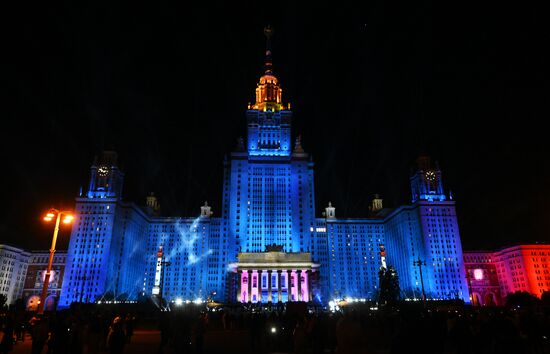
top-left (464, 244), bottom-right (550, 305)
top-left (57, 28), bottom-right (471, 307)
top-left (463, 251), bottom-right (502, 305)
top-left (0, 244), bottom-right (30, 305)
top-left (0, 245), bottom-right (67, 309)
top-left (22, 250), bottom-right (67, 311)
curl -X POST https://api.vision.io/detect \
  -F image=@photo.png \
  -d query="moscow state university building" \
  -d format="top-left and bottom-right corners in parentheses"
top-left (58, 34), bottom-right (469, 307)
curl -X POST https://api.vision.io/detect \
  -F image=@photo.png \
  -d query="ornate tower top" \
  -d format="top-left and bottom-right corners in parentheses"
top-left (410, 155), bottom-right (446, 203)
top-left (86, 150), bottom-right (124, 199)
top-left (251, 26), bottom-right (287, 112)
top-left (323, 202), bottom-right (336, 219)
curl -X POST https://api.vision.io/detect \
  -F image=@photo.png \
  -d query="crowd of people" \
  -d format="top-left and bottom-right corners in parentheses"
top-left (0, 308), bottom-right (136, 354)
top-left (155, 304), bottom-right (550, 354)
top-left (0, 302), bottom-right (548, 354)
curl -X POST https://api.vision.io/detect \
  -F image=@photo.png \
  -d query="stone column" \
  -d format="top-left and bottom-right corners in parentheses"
top-left (247, 270), bottom-right (253, 303)
top-left (277, 270), bottom-right (282, 302)
top-left (307, 270), bottom-right (313, 302)
top-left (267, 270), bottom-right (272, 303)
top-left (258, 270), bottom-right (263, 303)
top-left (236, 270), bottom-right (242, 303)
top-left (287, 269), bottom-right (293, 302)
top-left (297, 270), bottom-right (302, 301)
top-left (301, 270), bottom-right (308, 302)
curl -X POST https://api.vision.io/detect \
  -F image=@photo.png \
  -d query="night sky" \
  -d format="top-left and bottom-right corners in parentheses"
top-left (4, 2), bottom-right (549, 251)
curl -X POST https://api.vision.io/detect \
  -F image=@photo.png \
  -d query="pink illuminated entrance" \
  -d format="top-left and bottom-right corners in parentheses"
top-left (232, 251), bottom-right (319, 303)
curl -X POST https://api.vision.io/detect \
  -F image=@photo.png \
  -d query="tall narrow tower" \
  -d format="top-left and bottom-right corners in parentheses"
top-left (59, 151), bottom-right (149, 308)
top-left (59, 151), bottom-right (125, 307)
top-left (409, 155), bottom-right (470, 302)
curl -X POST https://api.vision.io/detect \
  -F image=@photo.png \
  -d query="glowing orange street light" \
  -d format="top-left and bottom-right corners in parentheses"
top-left (38, 208), bottom-right (74, 314)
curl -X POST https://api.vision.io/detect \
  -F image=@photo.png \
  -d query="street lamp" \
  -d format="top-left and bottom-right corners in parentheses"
top-left (159, 256), bottom-right (171, 311)
top-left (413, 257), bottom-right (427, 308)
top-left (39, 208), bottom-right (74, 314)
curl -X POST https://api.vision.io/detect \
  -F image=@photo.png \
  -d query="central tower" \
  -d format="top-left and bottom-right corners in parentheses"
top-left (221, 27), bottom-right (316, 261)
top-left (247, 26), bottom-right (292, 157)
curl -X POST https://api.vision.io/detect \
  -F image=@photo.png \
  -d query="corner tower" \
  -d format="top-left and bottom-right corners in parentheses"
top-left (59, 151), bottom-right (149, 308)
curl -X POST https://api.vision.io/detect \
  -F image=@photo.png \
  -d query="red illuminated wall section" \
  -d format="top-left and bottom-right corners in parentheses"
top-left (464, 244), bottom-right (550, 305)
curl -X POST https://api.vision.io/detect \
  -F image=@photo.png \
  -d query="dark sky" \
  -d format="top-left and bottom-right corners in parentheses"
top-left (4, 1), bottom-right (549, 251)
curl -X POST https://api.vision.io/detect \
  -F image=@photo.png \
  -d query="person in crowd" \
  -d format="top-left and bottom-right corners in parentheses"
top-left (0, 316), bottom-right (14, 354)
top-left (29, 315), bottom-right (50, 354)
top-left (106, 316), bottom-right (126, 354)
top-left (293, 316), bottom-right (308, 354)
top-left (124, 313), bottom-right (135, 344)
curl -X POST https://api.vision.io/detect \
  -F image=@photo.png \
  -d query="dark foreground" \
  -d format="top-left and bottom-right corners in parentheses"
top-left (1, 303), bottom-right (549, 354)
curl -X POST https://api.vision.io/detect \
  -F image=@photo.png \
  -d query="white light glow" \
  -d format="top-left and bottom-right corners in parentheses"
top-left (473, 269), bottom-right (483, 280)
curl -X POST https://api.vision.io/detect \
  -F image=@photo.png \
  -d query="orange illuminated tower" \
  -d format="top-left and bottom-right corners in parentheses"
top-left (251, 25), bottom-right (287, 112)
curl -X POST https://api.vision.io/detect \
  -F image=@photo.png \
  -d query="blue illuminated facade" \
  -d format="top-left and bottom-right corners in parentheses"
top-left (58, 33), bottom-right (469, 308)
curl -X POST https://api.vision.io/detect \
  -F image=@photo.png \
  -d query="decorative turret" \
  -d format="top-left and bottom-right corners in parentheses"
top-left (235, 136), bottom-right (245, 152)
top-left (251, 26), bottom-right (287, 112)
top-left (200, 201), bottom-right (213, 217)
top-left (293, 135), bottom-right (305, 154)
top-left (370, 194), bottom-right (383, 213)
top-left (146, 192), bottom-right (160, 215)
top-left (323, 202), bottom-right (336, 219)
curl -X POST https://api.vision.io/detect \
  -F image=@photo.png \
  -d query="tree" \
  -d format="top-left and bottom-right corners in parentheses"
top-left (378, 266), bottom-right (400, 306)
top-left (505, 291), bottom-right (540, 308)
top-left (0, 293), bottom-right (7, 309)
top-left (14, 298), bottom-right (25, 311)
top-left (540, 290), bottom-right (550, 308)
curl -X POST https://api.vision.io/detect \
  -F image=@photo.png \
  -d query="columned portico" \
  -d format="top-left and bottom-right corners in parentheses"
top-left (230, 247), bottom-right (319, 304)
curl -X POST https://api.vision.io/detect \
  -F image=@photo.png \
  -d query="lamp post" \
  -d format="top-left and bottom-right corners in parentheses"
top-left (39, 208), bottom-right (73, 314)
top-left (413, 257), bottom-right (427, 308)
top-left (159, 256), bottom-right (171, 311)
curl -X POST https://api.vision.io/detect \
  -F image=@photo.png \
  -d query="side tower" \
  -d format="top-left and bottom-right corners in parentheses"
top-left (221, 27), bottom-right (316, 264)
top-left (410, 156), bottom-right (446, 203)
top-left (86, 152), bottom-right (124, 199)
top-left (409, 156), bottom-right (469, 301)
top-left (59, 152), bottom-right (148, 308)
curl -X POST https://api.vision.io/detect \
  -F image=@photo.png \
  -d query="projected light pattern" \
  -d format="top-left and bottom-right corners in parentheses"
top-left (168, 217), bottom-right (213, 266)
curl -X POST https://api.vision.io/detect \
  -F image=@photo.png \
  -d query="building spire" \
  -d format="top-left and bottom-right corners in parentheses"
top-left (264, 25), bottom-right (274, 75)
top-left (251, 25), bottom-right (285, 112)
